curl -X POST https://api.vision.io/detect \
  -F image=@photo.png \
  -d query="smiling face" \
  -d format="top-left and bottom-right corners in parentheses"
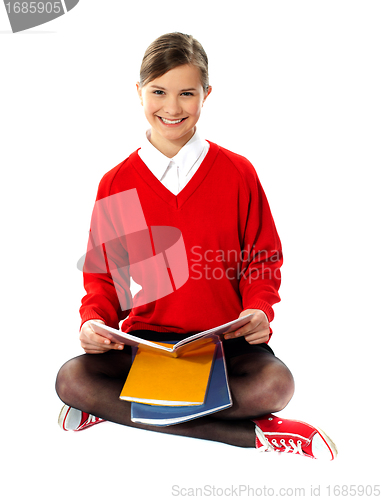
top-left (137, 64), bottom-right (212, 157)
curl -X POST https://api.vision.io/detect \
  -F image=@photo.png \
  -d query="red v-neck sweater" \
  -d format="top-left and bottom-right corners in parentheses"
top-left (80, 141), bottom-right (283, 336)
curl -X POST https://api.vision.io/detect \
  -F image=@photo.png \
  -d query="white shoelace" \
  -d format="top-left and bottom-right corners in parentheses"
top-left (271, 438), bottom-right (304, 455)
top-left (256, 427), bottom-right (304, 455)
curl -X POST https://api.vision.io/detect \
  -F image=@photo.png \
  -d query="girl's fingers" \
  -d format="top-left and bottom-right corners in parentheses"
top-left (80, 321), bottom-right (124, 353)
top-left (225, 322), bottom-right (269, 340)
top-left (244, 330), bottom-right (270, 344)
top-left (81, 336), bottom-right (124, 353)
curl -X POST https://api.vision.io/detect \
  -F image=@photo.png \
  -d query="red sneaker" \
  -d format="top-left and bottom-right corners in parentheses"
top-left (58, 405), bottom-right (105, 431)
top-left (253, 414), bottom-right (337, 460)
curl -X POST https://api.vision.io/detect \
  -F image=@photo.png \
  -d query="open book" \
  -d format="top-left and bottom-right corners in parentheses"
top-left (89, 313), bottom-right (254, 358)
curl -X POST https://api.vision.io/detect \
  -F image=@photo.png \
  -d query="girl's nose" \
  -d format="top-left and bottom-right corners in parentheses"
top-left (163, 96), bottom-right (182, 116)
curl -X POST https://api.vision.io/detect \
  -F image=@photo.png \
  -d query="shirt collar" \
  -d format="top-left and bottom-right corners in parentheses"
top-left (138, 129), bottom-right (206, 181)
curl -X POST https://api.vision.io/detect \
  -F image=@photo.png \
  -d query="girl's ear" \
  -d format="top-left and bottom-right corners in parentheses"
top-left (136, 82), bottom-right (143, 105)
top-left (203, 86), bottom-right (212, 105)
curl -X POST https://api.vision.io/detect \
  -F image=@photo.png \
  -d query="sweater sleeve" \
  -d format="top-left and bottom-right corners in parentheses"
top-left (238, 166), bottom-right (283, 323)
top-left (79, 171), bottom-right (132, 330)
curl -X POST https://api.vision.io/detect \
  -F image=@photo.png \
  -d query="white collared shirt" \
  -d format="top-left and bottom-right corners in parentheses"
top-left (138, 129), bottom-right (210, 195)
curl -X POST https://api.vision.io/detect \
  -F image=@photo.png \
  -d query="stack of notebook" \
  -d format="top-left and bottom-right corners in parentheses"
top-left (127, 340), bottom-right (230, 426)
top-left (89, 314), bottom-right (254, 426)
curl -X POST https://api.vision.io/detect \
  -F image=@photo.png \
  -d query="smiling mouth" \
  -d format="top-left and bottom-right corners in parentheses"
top-left (158, 116), bottom-right (187, 125)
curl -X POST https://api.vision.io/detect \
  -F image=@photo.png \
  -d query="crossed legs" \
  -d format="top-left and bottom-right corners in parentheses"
top-left (55, 347), bottom-right (294, 448)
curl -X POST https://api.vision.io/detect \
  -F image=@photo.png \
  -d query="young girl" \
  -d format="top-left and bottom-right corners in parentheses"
top-left (56, 32), bottom-right (337, 460)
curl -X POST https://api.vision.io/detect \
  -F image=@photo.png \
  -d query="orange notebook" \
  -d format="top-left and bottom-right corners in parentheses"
top-left (120, 341), bottom-right (216, 406)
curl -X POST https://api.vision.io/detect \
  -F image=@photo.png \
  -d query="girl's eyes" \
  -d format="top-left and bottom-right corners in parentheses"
top-left (152, 90), bottom-right (194, 96)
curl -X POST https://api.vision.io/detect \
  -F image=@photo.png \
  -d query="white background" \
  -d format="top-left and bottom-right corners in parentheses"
top-left (1, 1), bottom-right (381, 498)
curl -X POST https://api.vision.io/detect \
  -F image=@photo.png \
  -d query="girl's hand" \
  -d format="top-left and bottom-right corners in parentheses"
top-left (79, 320), bottom-right (125, 354)
top-left (224, 309), bottom-right (270, 344)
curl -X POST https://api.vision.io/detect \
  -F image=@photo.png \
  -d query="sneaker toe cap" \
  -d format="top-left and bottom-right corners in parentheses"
top-left (64, 407), bottom-right (82, 430)
top-left (311, 433), bottom-right (335, 460)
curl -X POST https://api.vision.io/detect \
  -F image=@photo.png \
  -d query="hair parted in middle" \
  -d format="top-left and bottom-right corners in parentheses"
top-left (139, 32), bottom-right (210, 94)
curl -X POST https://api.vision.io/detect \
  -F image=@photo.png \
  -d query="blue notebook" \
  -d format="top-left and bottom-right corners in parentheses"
top-left (130, 341), bottom-right (232, 426)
